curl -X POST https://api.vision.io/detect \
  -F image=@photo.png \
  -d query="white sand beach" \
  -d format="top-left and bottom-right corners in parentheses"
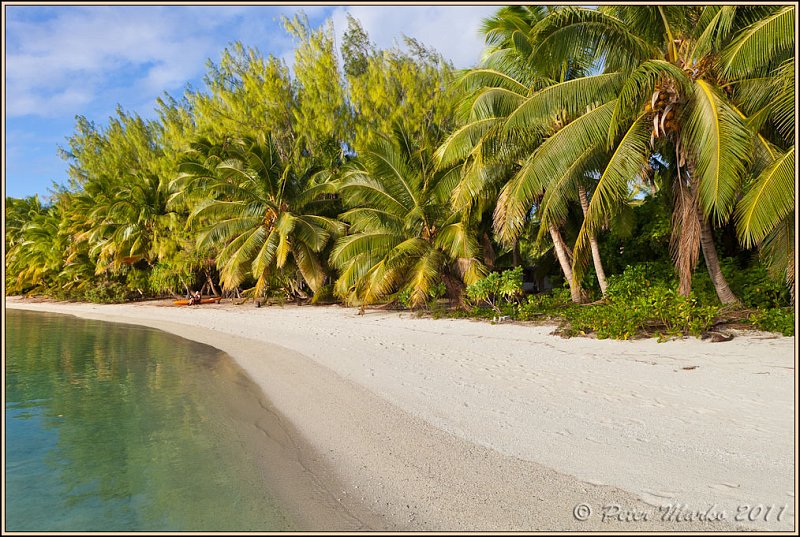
top-left (6, 297), bottom-right (796, 531)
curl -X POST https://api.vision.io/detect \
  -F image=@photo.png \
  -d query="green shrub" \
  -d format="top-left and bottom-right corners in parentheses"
top-left (562, 264), bottom-right (718, 339)
top-left (605, 261), bottom-right (675, 302)
top-left (564, 291), bottom-right (718, 340)
top-left (466, 267), bottom-right (523, 313)
top-left (396, 287), bottom-right (413, 309)
top-left (750, 308), bottom-right (795, 336)
top-left (311, 284), bottom-right (334, 304)
top-left (691, 258), bottom-right (791, 308)
top-left (516, 291), bottom-right (572, 321)
top-left (125, 268), bottom-right (151, 296)
top-left (82, 280), bottom-right (129, 303)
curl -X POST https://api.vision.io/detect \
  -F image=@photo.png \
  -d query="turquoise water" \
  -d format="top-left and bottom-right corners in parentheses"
top-left (5, 309), bottom-right (296, 531)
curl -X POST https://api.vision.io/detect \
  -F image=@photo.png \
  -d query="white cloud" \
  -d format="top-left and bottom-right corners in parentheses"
top-left (4, 6), bottom-right (287, 118)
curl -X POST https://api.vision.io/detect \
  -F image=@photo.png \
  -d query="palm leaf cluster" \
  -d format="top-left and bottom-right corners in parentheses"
top-left (7, 6), bottom-right (795, 308)
top-left (331, 126), bottom-right (485, 307)
top-left (441, 5), bottom-right (795, 304)
top-left (174, 134), bottom-right (343, 297)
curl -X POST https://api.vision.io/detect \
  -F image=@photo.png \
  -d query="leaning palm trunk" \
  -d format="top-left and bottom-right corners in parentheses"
top-left (578, 185), bottom-right (609, 296)
top-left (482, 232), bottom-right (496, 270)
top-left (442, 269), bottom-right (467, 308)
top-left (699, 219), bottom-right (740, 305)
top-left (671, 164), bottom-right (702, 297)
top-left (548, 223), bottom-right (584, 303)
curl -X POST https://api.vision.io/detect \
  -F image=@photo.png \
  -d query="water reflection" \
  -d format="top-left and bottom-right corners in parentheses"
top-left (5, 309), bottom-right (293, 531)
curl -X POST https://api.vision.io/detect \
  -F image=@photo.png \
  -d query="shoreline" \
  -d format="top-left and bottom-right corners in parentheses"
top-left (5, 297), bottom-right (796, 531)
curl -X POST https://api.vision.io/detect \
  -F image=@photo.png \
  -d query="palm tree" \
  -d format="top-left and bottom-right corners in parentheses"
top-left (331, 125), bottom-right (485, 308)
top-left (437, 6), bottom-right (615, 302)
top-left (486, 5), bottom-right (794, 304)
top-left (6, 203), bottom-right (66, 293)
top-left (78, 171), bottom-right (177, 274)
top-left (173, 134), bottom-right (344, 298)
top-left (725, 8), bottom-right (796, 302)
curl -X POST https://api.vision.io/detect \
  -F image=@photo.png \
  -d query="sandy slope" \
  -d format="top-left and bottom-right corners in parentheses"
top-left (6, 297), bottom-right (796, 531)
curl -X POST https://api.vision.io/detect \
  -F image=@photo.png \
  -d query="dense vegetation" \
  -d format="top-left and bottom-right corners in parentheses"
top-left (6, 7), bottom-right (795, 338)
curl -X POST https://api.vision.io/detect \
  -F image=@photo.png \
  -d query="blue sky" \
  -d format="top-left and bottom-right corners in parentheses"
top-left (4, 4), bottom-right (499, 200)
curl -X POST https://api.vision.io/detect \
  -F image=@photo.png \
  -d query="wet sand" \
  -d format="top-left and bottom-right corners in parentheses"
top-left (6, 297), bottom-right (795, 531)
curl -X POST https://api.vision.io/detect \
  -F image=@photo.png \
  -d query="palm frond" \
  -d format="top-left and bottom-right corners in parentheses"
top-left (572, 112), bottom-right (651, 282)
top-left (292, 241), bottom-right (326, 292)
top-left (454, 68), bottom-right (530, 95)
top-left (720, 6), bottom-right (795, 79)
top-left (684, 79), bottom-right (752, 224)
top-left (735, 146), bottom-right (795, 248)
top-left (532, 7), bottom-right (660, 74)
top-left (494, 101), bottom-right (616, 246)
top-left (504, 73), bottom-right (623, 132)
top-left (435, 118), bottom-right (501, 168)
top-left (690, 6), bottom-right (737, 60)
top-left (330, 232), bottom-right (399, 269)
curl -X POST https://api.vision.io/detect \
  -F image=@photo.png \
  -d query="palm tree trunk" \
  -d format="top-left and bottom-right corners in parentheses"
top-left (578, 185), bottom-right (609, 296)
top-left (442, 270), bottom-right (466, 308)
top-left (482, 232), bottom-right (495, 270)
top-left (206, 270), bottom-right (220, 297)
top-left (512, 240), bottom-right (522, 267)
top-left (699, 219), bottom-right (739, 305)
top-left (548, 224), bottom-right (584, 303)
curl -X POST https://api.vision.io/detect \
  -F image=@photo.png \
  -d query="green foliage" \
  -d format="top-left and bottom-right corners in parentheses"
top-left (343, 17), bottom-right (456, 154)
top-left (466, 267), bottom-right (523, 313)
top-left (749, 308), bottom-right (795, 336)
top-left (189, 42), bottom-right (295, 155)
top-left (691, 258), bottom-right (791, 309)
top-left (311, 284), bottom-right (335, 304)
top-left (7, 7), bottom-right (795, 334)
top-left (176, 134), bottom-right (343, 296)
top-left (564, 289), bottom-right (718, 340)
top-left (125, 268), bottom-right (152, 296)
top-left (516, 290), bottom-right (572, 321)
top-left (148, 261), bottom-right (195, 297)
top-left (284, 14), bottom-right (349, 165)
top-left (561, 263), bottom-right (719, 339)
top-left (397, 281), bottom-right (447, 309)
top-left (331, 125), bottom-right (484, 308)
top-left (605, 261), bottom-right (676, 302)
top-left (82, 280), bottom-right (130, 304)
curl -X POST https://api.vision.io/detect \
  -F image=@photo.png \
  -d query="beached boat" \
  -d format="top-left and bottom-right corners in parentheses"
top-left (173, 297), bottom-right (222, 306)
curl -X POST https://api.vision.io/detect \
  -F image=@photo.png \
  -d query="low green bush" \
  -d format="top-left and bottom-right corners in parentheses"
top-left (516, 291), bottom-right (572, 321)
top-left (82, 280), bottom-right (129, 303)
top-left (749, 308), bottom-right (795, 336)
top-left (311, 284), bottom-right (335, 304)
top-left (465, 267), bottom-right (523, 313)
top-left (561, 264), bottom-right (718, 339)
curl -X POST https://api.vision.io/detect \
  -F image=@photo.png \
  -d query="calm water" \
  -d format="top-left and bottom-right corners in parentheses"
top-left (5, 309), bottom-right (296, 531)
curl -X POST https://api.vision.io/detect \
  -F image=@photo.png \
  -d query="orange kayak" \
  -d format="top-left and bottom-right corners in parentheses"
top-left (173, 297), bottom-right (222, 306)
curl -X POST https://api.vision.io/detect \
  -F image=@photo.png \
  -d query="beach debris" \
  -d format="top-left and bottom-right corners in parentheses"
top-left (681, 365), bottom-right (699, 371)
top-left (492, 315), bottom-right (511, 323)
top-left (701, 330), bottom-right (734, 342)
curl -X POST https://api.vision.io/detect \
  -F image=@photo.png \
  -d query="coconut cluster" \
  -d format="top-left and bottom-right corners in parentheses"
top-left (645, 79), bottom-right (682, 145)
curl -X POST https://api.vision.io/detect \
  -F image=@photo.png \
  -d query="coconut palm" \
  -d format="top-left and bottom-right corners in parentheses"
top-left (77, 171), bottom-right (178, 274)
top-left (725, 9), bottom-right (796, 302)
top-left (173, 134), bottom-right (344, 297)
top-left (6, 204), bottom-right (66, 293)
top-left (437, 6), bottom-right (616, 302)
top-left (485, 5), bottom-right (794, 304)
top-left (331, 125), bottom-right (485, 308)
